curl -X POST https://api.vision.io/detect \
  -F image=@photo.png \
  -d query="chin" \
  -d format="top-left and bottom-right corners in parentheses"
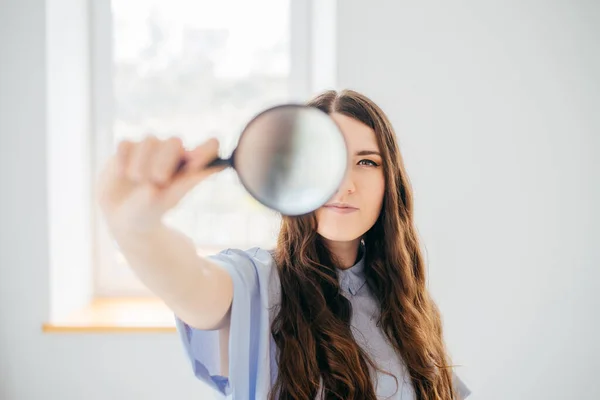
top-left (316, 210), bottom-right (369, 242)
top-left (317, 220), bottom-right (365, 242)
top-left (318, 230), bottom-right (362, 242)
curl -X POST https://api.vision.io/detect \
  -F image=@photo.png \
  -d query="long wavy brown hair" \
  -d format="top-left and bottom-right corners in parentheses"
top-left (269, 89), bottom-right (457, 400)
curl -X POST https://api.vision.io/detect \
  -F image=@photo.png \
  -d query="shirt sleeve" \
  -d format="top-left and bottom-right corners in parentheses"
top-left (453, 371), bottom-right (471, 399)
top-left (174, 248), bottom-right (263, 398)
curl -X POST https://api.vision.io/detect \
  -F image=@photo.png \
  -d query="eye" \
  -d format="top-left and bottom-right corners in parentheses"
top-left (357, 159), bottom-right (379, 167)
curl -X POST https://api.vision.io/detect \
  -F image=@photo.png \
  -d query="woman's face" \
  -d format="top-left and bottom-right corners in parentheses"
top-left (315, 112), bottom-right (385, 242)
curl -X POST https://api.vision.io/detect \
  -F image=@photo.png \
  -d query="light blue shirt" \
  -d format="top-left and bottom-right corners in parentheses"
top-left (175, 247), bottom-right (471, 399)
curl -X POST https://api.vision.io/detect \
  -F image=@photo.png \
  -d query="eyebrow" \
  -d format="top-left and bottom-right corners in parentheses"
top-left (355, 150), bottom-right (382, 157)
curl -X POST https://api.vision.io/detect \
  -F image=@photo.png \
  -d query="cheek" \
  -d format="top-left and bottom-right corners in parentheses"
top-left (362, 173), bottom-right (385, 217)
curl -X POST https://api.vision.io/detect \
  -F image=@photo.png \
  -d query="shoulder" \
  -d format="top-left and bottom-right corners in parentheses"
top-left (208, 247), bottom-right (275, 269)
top-left (208, 246), bottom-right (282, 316)
top-left (207, 247), bottom-right (279, 287)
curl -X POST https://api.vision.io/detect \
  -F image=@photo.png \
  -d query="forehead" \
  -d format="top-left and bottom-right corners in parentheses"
top-left (330, 112), bottom-right (379, 151)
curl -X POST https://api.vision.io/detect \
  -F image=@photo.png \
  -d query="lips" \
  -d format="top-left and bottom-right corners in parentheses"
top-left (325, 205), bottom-right (357, 209)
top-left (323, 203), bottom-right (359, 213)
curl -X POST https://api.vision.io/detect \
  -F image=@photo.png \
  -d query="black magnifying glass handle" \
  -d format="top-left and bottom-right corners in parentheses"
top-left (175, 156), bottom-right (232, 174)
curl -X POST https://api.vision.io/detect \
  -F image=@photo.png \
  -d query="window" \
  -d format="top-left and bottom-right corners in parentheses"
top-left (93, 0), bottom-right (313, 296)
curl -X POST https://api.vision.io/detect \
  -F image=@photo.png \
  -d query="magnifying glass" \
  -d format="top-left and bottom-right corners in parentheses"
top-left (178, 104), bottom-right (348, 216)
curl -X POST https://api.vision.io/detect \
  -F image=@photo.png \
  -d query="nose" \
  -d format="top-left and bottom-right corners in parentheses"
top-left (337, 169), bottom-right (356, 195)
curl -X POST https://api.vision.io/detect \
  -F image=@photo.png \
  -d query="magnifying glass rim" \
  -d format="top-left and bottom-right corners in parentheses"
top-left (232, 103), bottom-right (348, 216)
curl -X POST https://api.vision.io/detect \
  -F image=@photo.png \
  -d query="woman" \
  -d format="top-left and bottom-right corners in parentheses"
top-left (97, 89), bottom-right (470, 399)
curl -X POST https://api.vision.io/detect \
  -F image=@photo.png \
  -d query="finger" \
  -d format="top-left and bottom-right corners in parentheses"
top-left (116, 140), bottom-right (134, 177)
top-left (96, 156), bottom-right (127, 213)
top-left (150, 137), bottom-right (184, 186)
top-left (127, 135), bottom-right (159, 183)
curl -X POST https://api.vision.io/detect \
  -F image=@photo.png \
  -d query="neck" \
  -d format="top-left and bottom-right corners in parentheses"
top-left (322, 237), bottom-right (362, 269)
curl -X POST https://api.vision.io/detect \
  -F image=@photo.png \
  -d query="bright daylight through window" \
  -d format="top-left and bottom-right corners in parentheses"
top-left (97, 0), bottom-right (293, 295)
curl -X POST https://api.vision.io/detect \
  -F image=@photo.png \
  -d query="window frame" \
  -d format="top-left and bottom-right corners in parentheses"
top-left (90, 0), bottom-right (332, 296)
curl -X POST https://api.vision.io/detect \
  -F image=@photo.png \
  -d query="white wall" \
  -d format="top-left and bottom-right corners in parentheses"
top-left (0, 1), bottom-right (201, 399)
top-left (336, 1), bottom-right (599, 399)
top-left (0, 1), bottom-right (598, 400)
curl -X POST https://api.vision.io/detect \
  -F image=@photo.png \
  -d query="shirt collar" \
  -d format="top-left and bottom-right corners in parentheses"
top-left (337, 244), bottom-right (366, 296)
